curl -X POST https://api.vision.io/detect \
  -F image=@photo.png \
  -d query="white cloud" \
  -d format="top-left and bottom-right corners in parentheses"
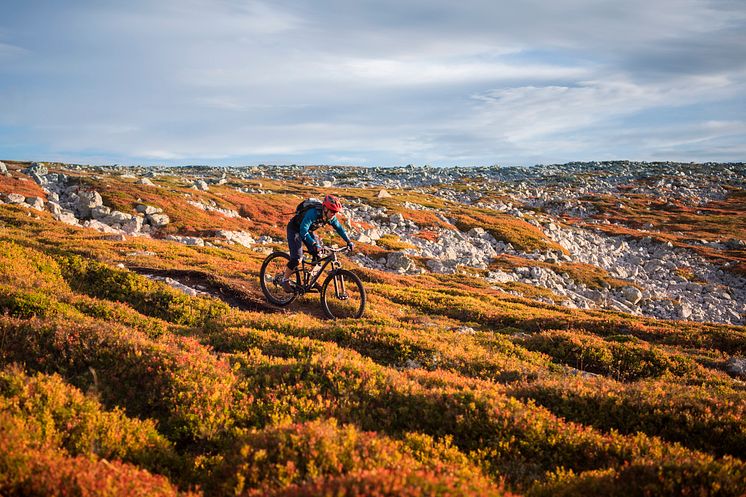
top-left (0, 0), bottom-right (745, 165)
top-left (339, 58), bottom-right (589, 87)
top-left (0, 41), bottom-right (27, 59)
top-left (468, 74), bottom-right (740, 144)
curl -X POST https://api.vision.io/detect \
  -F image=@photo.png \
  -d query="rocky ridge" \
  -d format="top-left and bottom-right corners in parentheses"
top-left (1, 160), bottom-right (744, 325)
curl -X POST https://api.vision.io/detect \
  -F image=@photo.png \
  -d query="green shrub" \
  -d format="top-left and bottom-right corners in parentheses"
top-left (519, 330), bottom-right (703, 381)
top-left (531, 455), bottom-right (746, 497)
top-left (0, 287), bottom-right (70, 319)
top-left (509, 377), bottom-right (746, 459)
top-left (59, 255), bottom-right (229, 326)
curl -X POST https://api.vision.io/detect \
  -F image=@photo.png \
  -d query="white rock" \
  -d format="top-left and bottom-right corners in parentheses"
top-left (166, 235), bottom-right (205, 247)
top-left (76, 190), bottom-right (103, 218)
top-left (84, 219), bottom-right (122, 234)
top-left (121, 216), bottom-right (143, 234)
top-left (725, 357), bottom-right (746, 379)
top-left (217, 230), bottom-right (255, 247)
top-left (620, 286), bottom-right (643, 305)
top-left (147, 213), bottom-right (171, 227)
top-left (139, 177), bottom-right (156, 186)
top-left (23, 162), bottom-right (48, 176)
top-left (677, 302), bottom-right (693, 319)
top-left (193, 180), bottom-right (209, 191)
top-left (91, 205), bottom-right (111, 220)
top-left (24, 196), bottom-right (45, 211)
top-left (386, 252), bottom-right (415, 272)
top-left (0, 161), bottom-right (7, 174)
top-left (136, 204), bottom-right (162, 215)
top-left (376, 189), bottom-right (392, 198)
top-left (102, 210), bottom-right (134, 225)
top-left (4, 193), bottom-right (25, 204)
top-left (390, 213), bottom-right (405, 225)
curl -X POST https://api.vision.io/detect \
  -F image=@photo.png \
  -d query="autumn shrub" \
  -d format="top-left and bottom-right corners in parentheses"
top-left (376, 234), bottom-right (418, 251)
top-left (0, 316), bottom-right (236, 444)
top-left (0, 286), bottom-right (72, 319)
top-left (265, 467), bottom-right (512, 497)
top-left (518, 330), bottom-right (703, 381)
top-left (198, 325), bottom-right (327, 359)
top-left (0, 240), bottom-right (68, 290)
top-left (0, 365), bottom-right (180, 475)
top-left (59, 254), bottom-right (229, 326)
top-left (531, 454), bottom-right (746, 497)
top-left (69, 295), bottom-right (169, 337)
top-left (207, 419), bottom-right (412, 495)
top-left (229, 349), bottom-right (745, 490)
top-left (452, 209), bottom-right (563, 253)
top-left (508, 377), bottom-right (746, 459)
top-left (0, 412), bottom-right (191, 497)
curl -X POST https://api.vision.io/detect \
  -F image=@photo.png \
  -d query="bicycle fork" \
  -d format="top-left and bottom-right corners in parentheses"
top-left (332, 270), bottom-right (349, 300)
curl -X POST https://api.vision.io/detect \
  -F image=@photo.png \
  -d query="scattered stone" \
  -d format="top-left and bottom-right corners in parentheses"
top-left (83, 219), bottom-right (122, 234)
top-left (121, 216), bottom-right (144, 234)
top-left (4, 193), bottom-right (26, 204)
top-left (452, 326), bottom-right (476, 334)
top-left (165, 235), bottom-right (205, 247)
top-left (620, 286), bottom-right (643, 305)
top-left (193, 180), bottom-right (209, 191)
top-left (24, 196), bottom-right (45, 211)
top-left (136, 204), bottom-right (162, 215)
top-left (147, 213), bottom-right (171, 227)
top-left (127, 251), bottom-right (157, 257)
top-left (91, 205), bottom-right (111, 220)
top-left (676, 302), bottom-right (693, 319)
top-left (75, 190), bottom-right (103, 218)
top-left (102, 210), bottom-right (134, 226)
top-left (386, 252), bottom-right (415, 272)
top-left (403, 358), bottom-right (422, 370)
top-left (22, 162), bottom-right (48, 176)
top-left (725, 357), bottom-right (746, 380)
top-left (216, 230), bottom-right (255, 247)
top-left (186, 200), bottom-right (240, 218)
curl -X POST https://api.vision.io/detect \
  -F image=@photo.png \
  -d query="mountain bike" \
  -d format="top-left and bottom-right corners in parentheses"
top-left (259, 246), bottom-right (366, 319)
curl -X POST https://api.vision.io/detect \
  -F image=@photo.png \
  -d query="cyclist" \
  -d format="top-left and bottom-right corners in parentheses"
top-left (278, 194), bottom-right (354, 292)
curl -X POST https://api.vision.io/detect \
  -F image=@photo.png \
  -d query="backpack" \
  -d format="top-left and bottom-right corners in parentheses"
top-left (292, 198), bottom-right (322, 223)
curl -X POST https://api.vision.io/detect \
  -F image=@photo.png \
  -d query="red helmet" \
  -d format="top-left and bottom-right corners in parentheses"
top-left (322, 194), bottom-right (342, 213)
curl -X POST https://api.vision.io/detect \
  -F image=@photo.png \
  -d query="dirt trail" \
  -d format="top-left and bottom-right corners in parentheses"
top-left (128, 266), bottom-right (284, 313)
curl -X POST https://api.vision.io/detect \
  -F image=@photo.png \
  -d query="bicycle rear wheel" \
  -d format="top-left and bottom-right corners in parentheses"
top-left (320, 269), bottom-right (366, 319)
top-left (259, 252), bottom-right (301, 306)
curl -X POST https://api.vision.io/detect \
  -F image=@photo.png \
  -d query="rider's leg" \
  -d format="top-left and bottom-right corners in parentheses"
top-left (284, 222), bottom-right (303, 281)
top-left (303, 234), bottom-right (320, 263)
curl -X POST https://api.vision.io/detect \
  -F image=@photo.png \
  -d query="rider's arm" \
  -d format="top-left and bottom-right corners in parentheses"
top-left (329, 215), bottom-right (351, 243)
top-left (299, 208), bottom-right (319, 249)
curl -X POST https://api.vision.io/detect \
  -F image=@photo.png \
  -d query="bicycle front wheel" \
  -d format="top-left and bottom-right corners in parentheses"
top-left (321, 269), bottom-right (366, 319)
top-left (259, 252), bottom-right (300, 306)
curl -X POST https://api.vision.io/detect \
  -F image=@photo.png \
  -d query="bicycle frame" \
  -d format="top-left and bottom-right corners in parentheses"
top-left (296, 247), bottom-right (346, 295)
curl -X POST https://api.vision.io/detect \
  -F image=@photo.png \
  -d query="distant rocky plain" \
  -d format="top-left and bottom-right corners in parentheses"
top-left (1, 159), bottom-right (744, 327)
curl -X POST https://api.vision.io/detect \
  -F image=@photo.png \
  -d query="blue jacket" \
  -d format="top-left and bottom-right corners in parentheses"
top-left (298, 206), bottom-right (350, 247)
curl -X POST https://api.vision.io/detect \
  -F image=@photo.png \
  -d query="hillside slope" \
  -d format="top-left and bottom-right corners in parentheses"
top-left (1, 160), bottom-right (745, 496)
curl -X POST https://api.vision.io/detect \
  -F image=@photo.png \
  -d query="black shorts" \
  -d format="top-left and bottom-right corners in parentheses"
top-left (287, 221), bottom-right (317, 269)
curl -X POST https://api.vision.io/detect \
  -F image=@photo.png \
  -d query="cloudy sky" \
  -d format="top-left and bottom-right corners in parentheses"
top-left (1, 0), bottom-right (744, 166)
